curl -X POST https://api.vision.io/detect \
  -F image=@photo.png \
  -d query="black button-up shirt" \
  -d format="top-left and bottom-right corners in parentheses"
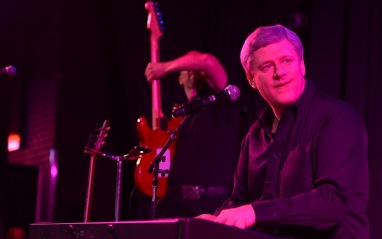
top-left (217, 80), bottom-right (369, 239)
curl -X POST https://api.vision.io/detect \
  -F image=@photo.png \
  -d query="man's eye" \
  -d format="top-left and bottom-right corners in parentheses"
top-left (262, 64), bottom-right (272, 70)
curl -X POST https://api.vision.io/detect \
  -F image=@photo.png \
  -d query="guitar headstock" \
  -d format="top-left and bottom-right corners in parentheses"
top-left (85, 119), bottom-right (110, 154)
top-left (145, 1), bottom-right (164, 40)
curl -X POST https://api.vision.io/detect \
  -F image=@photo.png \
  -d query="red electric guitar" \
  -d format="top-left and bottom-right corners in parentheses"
top-left (134, 1), bottom-right (182, 198)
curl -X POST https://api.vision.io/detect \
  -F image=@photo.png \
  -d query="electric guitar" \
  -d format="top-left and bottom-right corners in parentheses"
top-left (135, 1), bottom-right (182, 198)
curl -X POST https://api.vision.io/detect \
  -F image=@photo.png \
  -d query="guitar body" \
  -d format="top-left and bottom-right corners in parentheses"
top-left (135, 116), bottom-right (183, 198)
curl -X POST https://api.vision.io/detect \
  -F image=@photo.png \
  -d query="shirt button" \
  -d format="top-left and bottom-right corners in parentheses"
top-left (265, 179), bottom-right (272, 185)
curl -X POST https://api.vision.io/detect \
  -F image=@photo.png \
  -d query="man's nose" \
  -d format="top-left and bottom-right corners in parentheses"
top-left (273, 65), bottom-right (286, 79)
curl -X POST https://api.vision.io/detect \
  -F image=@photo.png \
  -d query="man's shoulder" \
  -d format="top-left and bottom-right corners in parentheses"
top-left (314, 91), bottom-right (360, 119)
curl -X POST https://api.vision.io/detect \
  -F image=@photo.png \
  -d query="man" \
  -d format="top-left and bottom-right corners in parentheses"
top-left (137, 51), bottom-right (245, 218)
top-left (197, 24), bottom-right (369, 239)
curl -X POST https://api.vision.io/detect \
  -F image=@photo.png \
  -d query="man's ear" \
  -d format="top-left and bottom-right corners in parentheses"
top-left (300, 58), bottom-right (306, 77)
top-left (246, 72), bottom-right (257, 89)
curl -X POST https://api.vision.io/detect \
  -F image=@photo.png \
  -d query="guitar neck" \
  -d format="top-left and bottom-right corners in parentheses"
top-left (83, 120), bottom-right (110, 222)
top-left (151, 80), bottom-right (163, 130)
top-left (150, 35), bottom-right (163, 130)
top-left (145, 1), bottom-right (166, 130)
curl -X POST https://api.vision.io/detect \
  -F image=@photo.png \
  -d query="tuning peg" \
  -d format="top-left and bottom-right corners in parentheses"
top-left (153, 2), bottom-right (165, 31)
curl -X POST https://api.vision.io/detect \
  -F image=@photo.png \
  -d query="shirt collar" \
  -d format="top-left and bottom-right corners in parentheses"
top-left (259, 79), bottom-right (317, 131)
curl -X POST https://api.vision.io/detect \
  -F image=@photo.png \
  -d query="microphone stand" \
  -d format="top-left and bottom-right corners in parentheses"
top-left (147, 115), bottom-right (190, 219)
top-left (86, 146), bottom-right (150, 221)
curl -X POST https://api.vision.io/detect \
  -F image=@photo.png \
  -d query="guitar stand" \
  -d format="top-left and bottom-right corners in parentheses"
top-left (147, 115), bottom-right (190, 219)
top-left (88, 146), bottom-right (151, 221)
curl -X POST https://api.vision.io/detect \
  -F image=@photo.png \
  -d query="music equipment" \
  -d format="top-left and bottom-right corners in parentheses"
top-left (0, 65), bottom-right (17, 76)
top-left (28, 218), bottom-right (280, 239)
top-left (172, 84), bottom-right (241, 117)
top-left (135, 1), bottom-right (182, 198)
top-left (83, 120), bottom-right (110, 222)
top-left (85, 125), bottom-right (150, 221)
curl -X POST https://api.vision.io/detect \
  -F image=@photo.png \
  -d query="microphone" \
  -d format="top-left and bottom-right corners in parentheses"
top-left (0, 65), bottom-right (17, 77)
top-left (172, 84), bottom-right (240, 118)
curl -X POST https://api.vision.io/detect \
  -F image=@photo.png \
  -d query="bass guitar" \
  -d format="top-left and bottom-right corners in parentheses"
top-left (135, 1), bottom-right (182, 198)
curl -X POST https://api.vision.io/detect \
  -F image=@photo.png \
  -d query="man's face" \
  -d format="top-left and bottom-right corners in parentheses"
top-left (178, 71), bottom-right (191, 86)
top-left (178, 70), bottom-right (207, 90)
top-left (248, 39), bottom-right (306, 112)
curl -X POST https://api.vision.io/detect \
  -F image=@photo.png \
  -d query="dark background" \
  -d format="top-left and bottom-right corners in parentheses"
top-left (0, 0), bottom-right (381, 238)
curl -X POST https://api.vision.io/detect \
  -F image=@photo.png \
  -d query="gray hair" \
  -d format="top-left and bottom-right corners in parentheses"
top-left (240, 24), bottom-right (304, 74)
